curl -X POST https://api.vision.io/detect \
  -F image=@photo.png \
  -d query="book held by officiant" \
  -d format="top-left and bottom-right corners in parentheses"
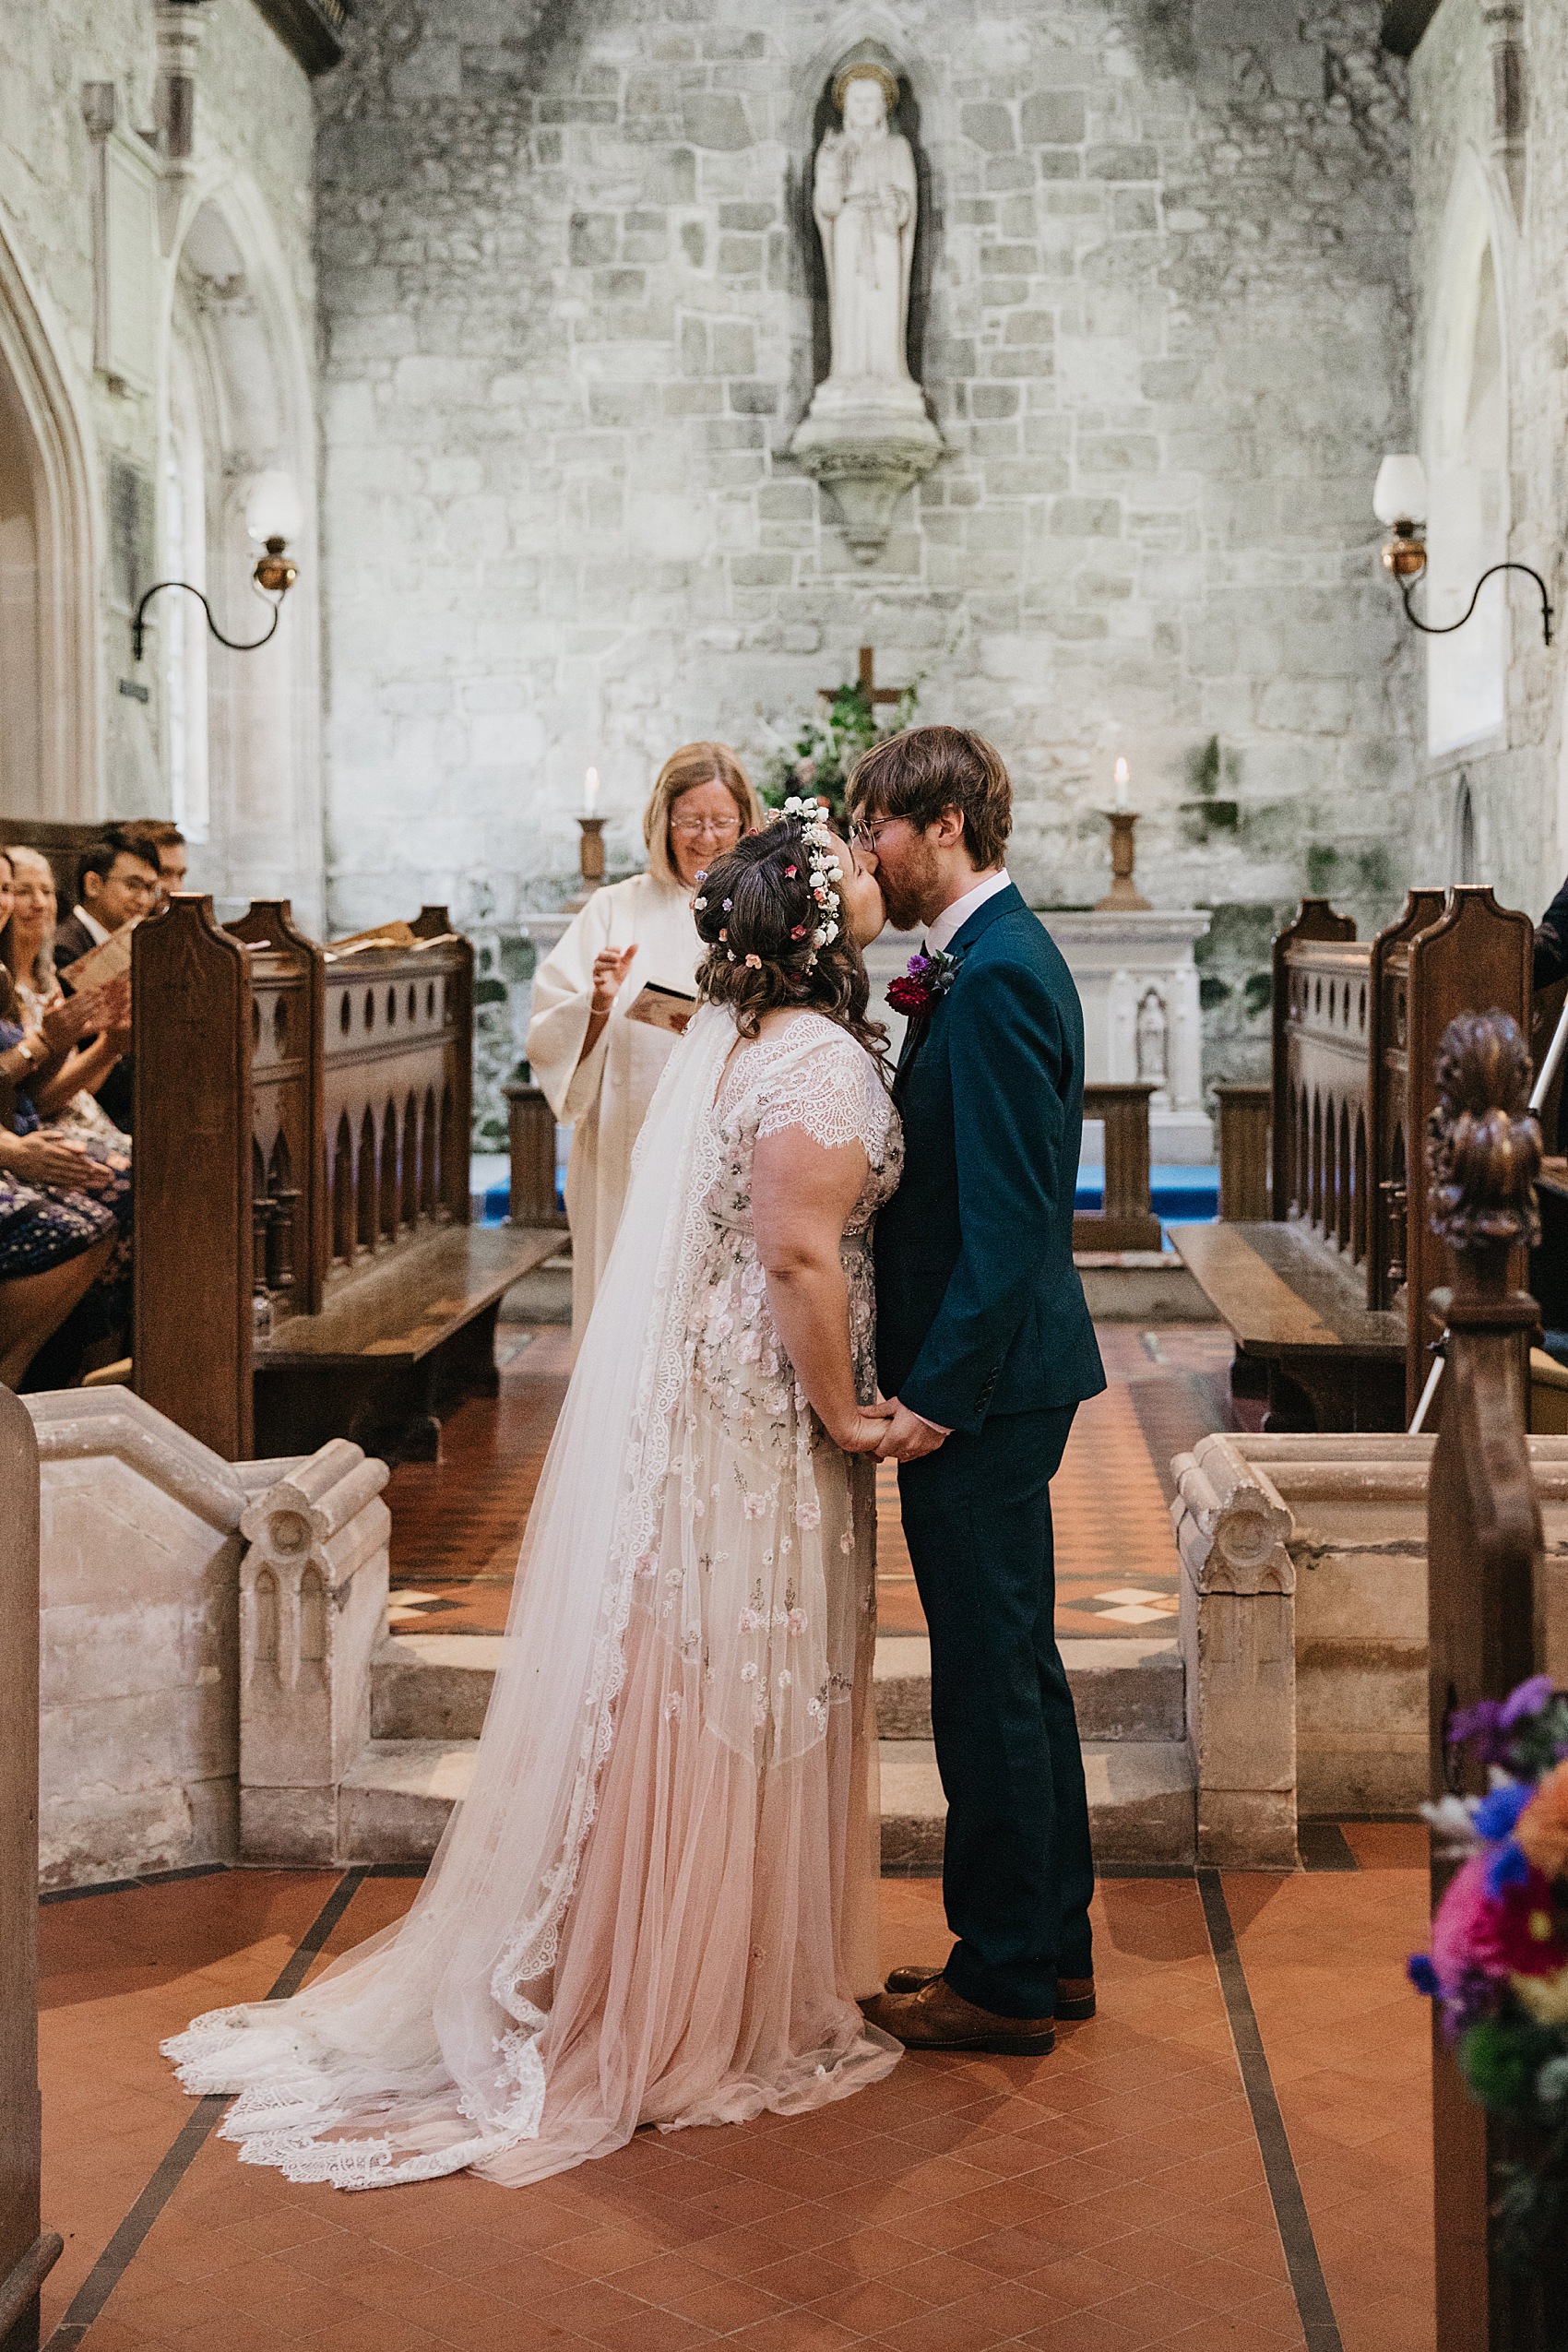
top-left (624, 980), bottom-right (696, 1036)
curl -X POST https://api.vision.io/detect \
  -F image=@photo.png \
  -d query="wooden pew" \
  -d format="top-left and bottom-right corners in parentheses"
top-left (1175, 885), bottom-right (1532, 1430)
top-left (132, 897), bottom-right (560, 1462)
top-left (1421, 1011), bottom-right (1559, 2343)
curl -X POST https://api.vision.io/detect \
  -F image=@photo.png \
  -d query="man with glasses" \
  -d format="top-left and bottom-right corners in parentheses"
top-left (850, 724), bottom-right (1105, 2059)
top-left (53, 828), bottom-right (162, 1134)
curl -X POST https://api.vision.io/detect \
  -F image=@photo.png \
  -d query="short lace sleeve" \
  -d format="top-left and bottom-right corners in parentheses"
top-left (753, 1028), bottom-right (893, 1163)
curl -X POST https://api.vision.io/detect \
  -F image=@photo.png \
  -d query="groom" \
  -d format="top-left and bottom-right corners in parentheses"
top-left (851, 726), bottom-right (1105, 2057)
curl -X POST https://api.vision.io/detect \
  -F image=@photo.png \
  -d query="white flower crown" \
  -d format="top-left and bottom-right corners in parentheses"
top-left (692, 797), bottom-right (843, 972)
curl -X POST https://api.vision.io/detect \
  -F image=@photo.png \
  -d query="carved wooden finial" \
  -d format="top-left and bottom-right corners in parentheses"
top-left (1426, 1010), bottom-right (1541, 1251)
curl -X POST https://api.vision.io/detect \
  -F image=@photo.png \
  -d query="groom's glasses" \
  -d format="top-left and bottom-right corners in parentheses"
top-left (850, 816), bottom-right (900, 851)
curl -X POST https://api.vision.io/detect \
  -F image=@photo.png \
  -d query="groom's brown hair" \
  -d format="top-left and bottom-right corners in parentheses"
top-left (849, 725), bottom-right (1012, 872)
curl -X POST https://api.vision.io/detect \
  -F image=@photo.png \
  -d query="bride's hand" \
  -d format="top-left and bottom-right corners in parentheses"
top-left (833, 1402), bottom-right (895, 1455)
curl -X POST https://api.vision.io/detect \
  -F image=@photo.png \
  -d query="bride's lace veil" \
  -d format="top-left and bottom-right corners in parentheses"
top-left (167, 1005), bottom-right (741, 2180)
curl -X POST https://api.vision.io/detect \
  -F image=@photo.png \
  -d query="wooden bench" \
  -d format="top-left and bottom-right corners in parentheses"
top-left (1176, 884), bottom-right (1533, 1430)
top-left (1168, 1218), bottom-right (1405, 1431)
top-left (132, 896), bottom-right (559, 1462)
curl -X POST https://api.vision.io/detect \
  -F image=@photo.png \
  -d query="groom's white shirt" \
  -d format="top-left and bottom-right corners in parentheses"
top-left (923, 865), bottom-right (1011, 956)
top-left (901, 865), bottom-right (1012, 1439)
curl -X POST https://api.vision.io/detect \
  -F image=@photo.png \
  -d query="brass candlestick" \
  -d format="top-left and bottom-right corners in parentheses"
top-left (1095, 809), bottom-right (1151, 911)
top-left (564, 814), bottom-right (606, 911)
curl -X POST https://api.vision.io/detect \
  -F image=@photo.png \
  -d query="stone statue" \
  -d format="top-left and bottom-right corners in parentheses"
top-left (790, 54), bottom-right (940, 562)
top-left (813, 64), bottom-right (918, 396)
top-left (1135, 988), bottom-right (1170, 1098)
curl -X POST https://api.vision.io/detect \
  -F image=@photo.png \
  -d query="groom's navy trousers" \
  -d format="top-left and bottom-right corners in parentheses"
top-left (875, 883), bottom-right (1104, 2021)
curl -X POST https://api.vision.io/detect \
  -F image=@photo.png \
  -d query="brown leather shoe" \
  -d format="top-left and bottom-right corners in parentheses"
top-left (883, 1964), bottom-right (1096, 2021)
top-left (862, 1975), bottom-right (1055, 2055)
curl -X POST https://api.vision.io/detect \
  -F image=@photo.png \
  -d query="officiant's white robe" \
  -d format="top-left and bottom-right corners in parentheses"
top-left (526, 873), bottom-right (702, 1343)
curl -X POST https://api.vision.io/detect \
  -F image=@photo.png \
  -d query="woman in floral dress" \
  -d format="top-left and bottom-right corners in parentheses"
top-left (166, 806), bottom-right (905, 2187)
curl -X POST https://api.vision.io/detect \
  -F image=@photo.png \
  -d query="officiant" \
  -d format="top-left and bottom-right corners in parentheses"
top-left (527, 742), bottom-right (762, 1342)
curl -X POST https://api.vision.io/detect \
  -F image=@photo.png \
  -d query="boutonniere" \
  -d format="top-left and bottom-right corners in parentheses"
top-left (886, 947), bottom-right (960, 1018)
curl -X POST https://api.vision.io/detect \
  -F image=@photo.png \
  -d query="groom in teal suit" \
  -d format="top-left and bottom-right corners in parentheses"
top-left (851, 726), bottom-right (1105, 2056)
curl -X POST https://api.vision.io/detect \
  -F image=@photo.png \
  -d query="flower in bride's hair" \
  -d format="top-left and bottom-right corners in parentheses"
top-left (790, 924), bottom-right (807, 939)
top-left (744, 953), bottom-right (763, 969)
top-left (693, 896), bottom-right (707, 910)
top-left (785, 865), bottom-right (797, 878)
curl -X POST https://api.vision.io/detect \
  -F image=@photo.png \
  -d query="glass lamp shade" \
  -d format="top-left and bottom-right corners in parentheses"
top-left (243, 469), bottom-right (303, 545)
top-left (1372, 454), bottom-right (1428, 528)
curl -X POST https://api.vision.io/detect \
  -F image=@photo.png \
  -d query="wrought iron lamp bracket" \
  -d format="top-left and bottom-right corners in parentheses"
top-left (1398, 558), bottom-right (1553, 648)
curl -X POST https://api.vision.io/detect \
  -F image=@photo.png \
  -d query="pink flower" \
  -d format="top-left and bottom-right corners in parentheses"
top-left (1432, 1854), bottom-right (1568, 1986)
top-left (786, 1607), bottom-right (808, 1636)
top-left (742, 1492), bottom-right (769, 1520)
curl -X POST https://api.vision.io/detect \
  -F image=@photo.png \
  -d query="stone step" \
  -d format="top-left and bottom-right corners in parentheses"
top-left (874, 1634), bottom-right (1183, 1743)
top-left (374, 1633), bottom-right (1186, 1746)
top-left (338, 1738), bottom-right (477, 1863)
top-left (879, 1738), bottom-right (1196, 1871)
top-left (336, 1731), bottom-right (1195, 1869)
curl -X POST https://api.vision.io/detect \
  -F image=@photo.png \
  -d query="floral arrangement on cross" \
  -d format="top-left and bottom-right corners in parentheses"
top-left (758, 663), bottom-right (921, 828)
top-left (1411, 1673), bottom-right (1568, 2265)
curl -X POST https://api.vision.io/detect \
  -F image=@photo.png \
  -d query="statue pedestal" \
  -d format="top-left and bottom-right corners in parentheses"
top-left (790, 388), bottom-right (941, 564)
top-left (865, 907), bottom-right (1214, 1164)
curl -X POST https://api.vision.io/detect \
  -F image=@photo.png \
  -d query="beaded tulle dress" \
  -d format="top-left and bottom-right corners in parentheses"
top-left (164, 1006), bottom-right (902, 2188)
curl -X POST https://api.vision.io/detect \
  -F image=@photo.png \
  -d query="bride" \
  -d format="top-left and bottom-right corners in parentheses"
top-left (164, 803), bottom-right (904, 2188)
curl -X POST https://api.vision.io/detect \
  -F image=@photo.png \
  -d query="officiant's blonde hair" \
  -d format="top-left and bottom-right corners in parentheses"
top-left (643, 742), bottom-right (762, 887)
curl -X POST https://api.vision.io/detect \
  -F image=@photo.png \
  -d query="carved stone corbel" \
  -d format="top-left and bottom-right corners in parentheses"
top-left (1172, 1432), bottom-right (1298, 1866)
top-left (238, 1437), bottom-right (390, 1861)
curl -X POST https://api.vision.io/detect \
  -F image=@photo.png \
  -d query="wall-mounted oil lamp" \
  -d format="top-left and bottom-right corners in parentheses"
top-left (132, 469), bottom-right (302, 662)
top-left (1373, 452), bottom-right (1552, 647)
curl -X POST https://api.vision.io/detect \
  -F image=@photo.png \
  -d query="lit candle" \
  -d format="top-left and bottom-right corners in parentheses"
top-left (583, 766), bottom-right (600, 816)
top-left (1113, 755), bottom-right (1130, 811)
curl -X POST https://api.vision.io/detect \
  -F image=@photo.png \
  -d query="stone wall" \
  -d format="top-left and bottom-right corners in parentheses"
top-left (316, 0), bottom-right (1420, 1090)
top-left (1409, 0), bottom-right (1568, 918)
top-left (0, 0), bottom-right (321, 918)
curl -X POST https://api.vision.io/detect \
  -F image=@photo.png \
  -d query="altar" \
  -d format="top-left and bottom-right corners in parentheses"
top-left (863, 908), bottom-right (1212, 1164)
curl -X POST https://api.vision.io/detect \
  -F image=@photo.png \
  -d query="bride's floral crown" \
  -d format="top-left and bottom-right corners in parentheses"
top-left (693, 798), bottom-right (843, 973)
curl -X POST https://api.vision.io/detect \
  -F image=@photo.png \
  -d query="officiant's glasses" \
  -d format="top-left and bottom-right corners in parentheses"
top-left (670, 814), bottom-right (742, 840)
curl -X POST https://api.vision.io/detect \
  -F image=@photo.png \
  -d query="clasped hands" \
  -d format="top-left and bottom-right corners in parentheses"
top-left (835, 1394), bottom-right (947, 1462)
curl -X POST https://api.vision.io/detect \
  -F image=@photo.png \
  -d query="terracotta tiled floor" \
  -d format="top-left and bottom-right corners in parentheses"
top-left (37, 1834), bottom-right (1432, 2352)
top-left (387, 1324), bottom-right (1233, 1644)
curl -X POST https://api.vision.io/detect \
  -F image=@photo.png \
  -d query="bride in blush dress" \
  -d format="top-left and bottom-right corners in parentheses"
top-left (163, 804), bottom-right (904, 2187)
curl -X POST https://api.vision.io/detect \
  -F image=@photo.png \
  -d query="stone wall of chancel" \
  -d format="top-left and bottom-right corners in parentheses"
top-left (0, 0), bottom-right (322, 922)
top-left (1409, 2), bottom-right (1568, 913)
top-left (317, 0), bottom-right (1420, 1096)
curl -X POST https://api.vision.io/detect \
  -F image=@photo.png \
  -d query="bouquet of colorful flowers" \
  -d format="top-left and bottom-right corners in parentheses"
top-left (758, 673), bottom-right (921, 826)
top-left (1410, 1673), bottom-right (1568, 2264)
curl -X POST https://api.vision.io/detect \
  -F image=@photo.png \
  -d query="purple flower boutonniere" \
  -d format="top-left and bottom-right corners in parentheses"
top-left (887, 947), bottom-right (959, 1019)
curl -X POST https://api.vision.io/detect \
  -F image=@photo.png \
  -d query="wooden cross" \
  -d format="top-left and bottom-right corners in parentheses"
top-left (821, 646), bottom-right (905, 709)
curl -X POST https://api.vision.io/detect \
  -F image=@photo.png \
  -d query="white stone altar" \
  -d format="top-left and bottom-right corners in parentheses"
top-left (865, 908), bottom-right (1212, 1163)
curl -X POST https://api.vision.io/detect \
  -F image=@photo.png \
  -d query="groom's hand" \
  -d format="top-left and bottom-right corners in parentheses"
top-left (876, 1400), bottom-right (949, 1462)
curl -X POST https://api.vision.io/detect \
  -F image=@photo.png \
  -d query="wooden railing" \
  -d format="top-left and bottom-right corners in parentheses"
top-left (1072, 1083), bottom-right (1161, 1253)
top-left (505, 1080), bottom-right (569, 1230)
top-left (0, 1389), bottom-right (61, 2352)
top-left (1423, 1012), bottom-right (1556, 2344)
top-left (1278, 934), bottom-right (1372, 1262)
top-left (1214, 1083), bottom-right (1270, 1220)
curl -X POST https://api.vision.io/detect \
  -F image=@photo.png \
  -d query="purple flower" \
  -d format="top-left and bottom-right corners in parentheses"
top-left (1503, 1674), bottom-right (1559, 1726)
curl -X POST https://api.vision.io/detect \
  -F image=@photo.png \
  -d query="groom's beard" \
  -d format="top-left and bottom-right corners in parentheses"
top-left (875, 838), bottom-right (943, 934)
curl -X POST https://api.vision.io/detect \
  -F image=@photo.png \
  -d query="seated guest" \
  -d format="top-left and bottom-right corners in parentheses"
top-left (1, 847), bottom-right (132, 1141)
top-left (1538, 870), bottom-right (1568, 992)
top-left (131, 819), bottom-right (188, 909)
top-left (0, 929), bottom-right (130, 1390)
top-left (53, 828), bottom-right (159, 1133)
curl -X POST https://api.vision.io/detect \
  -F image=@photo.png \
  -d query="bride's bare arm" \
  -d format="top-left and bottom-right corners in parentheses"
top-left (752, 1125), bottom-right (893, 1455)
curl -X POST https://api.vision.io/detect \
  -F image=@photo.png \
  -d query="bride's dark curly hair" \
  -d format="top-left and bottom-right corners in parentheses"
top-left (692, 815), bottom-right (887, 1062)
